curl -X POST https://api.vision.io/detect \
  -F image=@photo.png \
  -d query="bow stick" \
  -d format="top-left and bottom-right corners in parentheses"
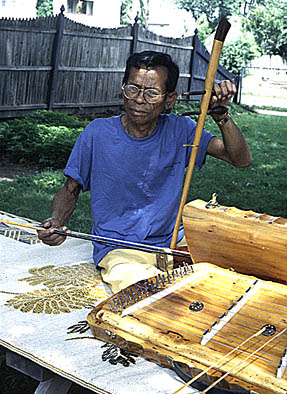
top-left (0, 219), bottom-right (192, 259)
top-left (170, 18), bottom-right (231, 249)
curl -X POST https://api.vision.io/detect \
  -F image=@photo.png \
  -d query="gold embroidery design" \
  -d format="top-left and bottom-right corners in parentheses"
top-left (4, 262), bottom-right (108, 314)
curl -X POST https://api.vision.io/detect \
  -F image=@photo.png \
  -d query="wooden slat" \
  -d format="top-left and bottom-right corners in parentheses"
top-left (0, 15), bottom-right (235, 118)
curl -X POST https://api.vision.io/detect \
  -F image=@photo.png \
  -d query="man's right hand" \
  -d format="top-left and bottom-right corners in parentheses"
top-left (38, 217), bottom-right (69, 246)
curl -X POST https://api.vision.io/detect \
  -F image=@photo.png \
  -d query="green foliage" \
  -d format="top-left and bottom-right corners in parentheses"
top-left (120, 0), bottom-right (150, 27)
top-left (175, 0), bottom-right (260, 32)
top-left (120, 0), bottom-right (133, 24)
top-left (174, 0), bottom-right (287, 63)
top-left (196, 15), bottom-right (212, 42)
top-left (36, 0), bottom-right (53, 17)
top-left (220, 33), bottom-right (259, 74)
top-left (245, 1), bottom-right (287, 61)
top-left (138, 0), bottom-right (150, 27)
top-left (0, 111), bottom-right (89, 169)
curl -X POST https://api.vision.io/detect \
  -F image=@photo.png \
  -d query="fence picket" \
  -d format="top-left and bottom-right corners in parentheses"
top-left (0, 13), bottom-right (235, 118)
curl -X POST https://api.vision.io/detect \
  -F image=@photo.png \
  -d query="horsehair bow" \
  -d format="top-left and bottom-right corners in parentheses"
top-left (0, 219), bottom-right (191, 259)
top-left (170, 18), bottom-right (231, 249)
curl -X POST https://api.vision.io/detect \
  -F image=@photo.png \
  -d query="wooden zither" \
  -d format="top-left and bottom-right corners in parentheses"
top-left (182, 199), bottom-right (287, 285)
top-left (88, 263), bottom-right (287, 393)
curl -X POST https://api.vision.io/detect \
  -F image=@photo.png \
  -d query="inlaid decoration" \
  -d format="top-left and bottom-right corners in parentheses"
top-left (3, 262), bottom-right (109, 314)
top-left (0, 222), bottom-right (40, 245)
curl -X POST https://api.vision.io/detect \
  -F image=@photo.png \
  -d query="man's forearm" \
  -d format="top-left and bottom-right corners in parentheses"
top-left (218, 116), bottom-right (251, 167)
top-left (50, 178), bottom-right (81, 226)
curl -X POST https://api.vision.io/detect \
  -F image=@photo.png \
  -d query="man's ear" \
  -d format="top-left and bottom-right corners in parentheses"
top-left (164, 92), bottom-right (178, 110)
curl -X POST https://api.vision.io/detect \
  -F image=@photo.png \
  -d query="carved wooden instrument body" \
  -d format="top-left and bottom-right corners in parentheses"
top-left (88, 263), bottom-right (287, 394)
top-left (182, 200), bottom-right (287, 285)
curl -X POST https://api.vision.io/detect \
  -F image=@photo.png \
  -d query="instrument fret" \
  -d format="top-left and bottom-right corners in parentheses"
top-left (277, 348), bottom-right (287, 379)
top-left (201, 280), bottom-right (260, 345)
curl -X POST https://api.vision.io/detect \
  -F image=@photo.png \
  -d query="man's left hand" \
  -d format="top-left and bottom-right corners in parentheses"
top-left (210, 80), bottom-right (236, 108)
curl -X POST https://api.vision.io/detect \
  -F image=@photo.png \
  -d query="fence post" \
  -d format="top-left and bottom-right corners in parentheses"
top-left (233, 68), bottom-right (243, 104)
top-left (130, 14), bottom-right (139, 55)
top-left (48, 5), bottom-right (65, 111)
top-left (188, 28), bottom-right (199, 93)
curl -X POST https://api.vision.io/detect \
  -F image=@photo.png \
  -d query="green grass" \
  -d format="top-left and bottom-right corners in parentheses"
top-left (0, 109), bottom-right (286, 230)
top-left (188, 112), bottom-right (287, 217)
top-left (0, 171), bottom-right (93, 232)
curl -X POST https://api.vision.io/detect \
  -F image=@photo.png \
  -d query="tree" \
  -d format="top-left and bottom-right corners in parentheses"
top-left (120, 0), bottom-right (150, 27)
top-left (120, 0), bottom-right (133, 24)
top-left (138, 0), bottom-right (150, 28)
top-left (175, 0), bottom-right (262, 32)
top-left (246, 0), bottom-right (287, 62)
top-left (176, 0), bottom-right (287, 65)
top-left (36, 0), bottom-right (53, 17)
top-left (220, 33), bottom-right (259, 74)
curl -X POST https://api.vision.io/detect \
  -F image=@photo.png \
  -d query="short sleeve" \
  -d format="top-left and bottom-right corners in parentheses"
top-left (64, 128), bottom-right (93, 192)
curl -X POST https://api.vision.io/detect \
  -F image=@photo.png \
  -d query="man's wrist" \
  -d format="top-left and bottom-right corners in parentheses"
top-left (44, 216), bottom-right (61, 224)
top-left (214, 111), bottom-right (232, 127)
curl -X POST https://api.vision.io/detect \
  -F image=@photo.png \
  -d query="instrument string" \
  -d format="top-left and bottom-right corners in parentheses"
top-left (180, 280), bottom-right (287, 313)
top-left (133, 284), bottom-right (286, 363)
top-left (149, 281), bottom-right (287, 337)
top-left (172, 327), bottom-right (266, 394)
top-left (134, 307), bottom-right (284, 366)
top-left (200, 328), bottom-right (287, 394)
top-left (138, 283), bottom-right (286, 340)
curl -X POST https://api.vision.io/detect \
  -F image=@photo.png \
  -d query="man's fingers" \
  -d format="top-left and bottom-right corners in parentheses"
top-left (210, 80), bottom-right (237, 109)
top-left (38, 230), bottom-right (67, 246)
top-left (38, 217), bottom-right (68, 246)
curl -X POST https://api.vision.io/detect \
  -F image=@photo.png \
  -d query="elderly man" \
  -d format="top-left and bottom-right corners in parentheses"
top-left (38, 51), bottom-right (251, 292)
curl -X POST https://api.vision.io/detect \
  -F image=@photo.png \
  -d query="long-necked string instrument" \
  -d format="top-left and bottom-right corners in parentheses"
top-left (0, 219), bottom-right (191, 259)
top-left (170, 18), bottom-right (231, 249)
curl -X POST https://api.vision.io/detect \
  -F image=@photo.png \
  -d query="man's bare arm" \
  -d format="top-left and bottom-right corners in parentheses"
top-left (38, 176), bottom-right (82, 246)
top-left (207, 80), bottom-right (251, 168)
top-left (207, 118), bottom-right (251, 167)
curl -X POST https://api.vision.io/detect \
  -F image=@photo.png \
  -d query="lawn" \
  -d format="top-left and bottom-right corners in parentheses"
top-left (0, 108), bottom-right (286, 230)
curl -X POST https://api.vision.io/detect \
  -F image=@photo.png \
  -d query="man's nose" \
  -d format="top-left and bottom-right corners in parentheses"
top-left (135, 88), bottom-right (146, 103)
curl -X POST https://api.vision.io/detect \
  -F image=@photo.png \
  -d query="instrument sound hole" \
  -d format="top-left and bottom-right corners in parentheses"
top-left (189, 301), bottom-right (204, 312)
top-left (261, 324), bottom-right (276, 336)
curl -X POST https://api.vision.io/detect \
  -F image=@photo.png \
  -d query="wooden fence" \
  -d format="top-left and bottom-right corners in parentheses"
top-left (0, 9), bottom-right (235, 119)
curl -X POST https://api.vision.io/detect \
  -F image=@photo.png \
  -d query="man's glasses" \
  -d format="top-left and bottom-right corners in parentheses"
top-left (122, 84), bottom-right (166, 104)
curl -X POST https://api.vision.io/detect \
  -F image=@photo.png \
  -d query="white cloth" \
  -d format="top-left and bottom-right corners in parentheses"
top-left (0, 211), bottom-right (195, 394)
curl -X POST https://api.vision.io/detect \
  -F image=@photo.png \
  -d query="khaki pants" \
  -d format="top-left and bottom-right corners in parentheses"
top-left (98, 238), bottom-right (186, 293)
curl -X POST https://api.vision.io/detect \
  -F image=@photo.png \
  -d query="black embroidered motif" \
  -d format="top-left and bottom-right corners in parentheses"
top-left (101, 343), bottom-right (138, 367)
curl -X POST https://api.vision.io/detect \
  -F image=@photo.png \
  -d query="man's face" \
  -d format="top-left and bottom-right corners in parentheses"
top-left (123, 65), bottom-right (169, 128)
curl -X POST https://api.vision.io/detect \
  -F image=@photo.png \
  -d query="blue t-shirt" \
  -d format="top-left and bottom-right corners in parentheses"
top-left (64, 113), bottom-right (214, 265)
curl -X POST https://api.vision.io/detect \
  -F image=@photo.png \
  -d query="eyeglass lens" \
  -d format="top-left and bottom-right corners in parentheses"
top-left (123, 85), bottom-right (164, 103)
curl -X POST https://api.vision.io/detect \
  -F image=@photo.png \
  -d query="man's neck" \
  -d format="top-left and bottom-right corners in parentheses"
top-left (121, 115), bottom-right (158, 138)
